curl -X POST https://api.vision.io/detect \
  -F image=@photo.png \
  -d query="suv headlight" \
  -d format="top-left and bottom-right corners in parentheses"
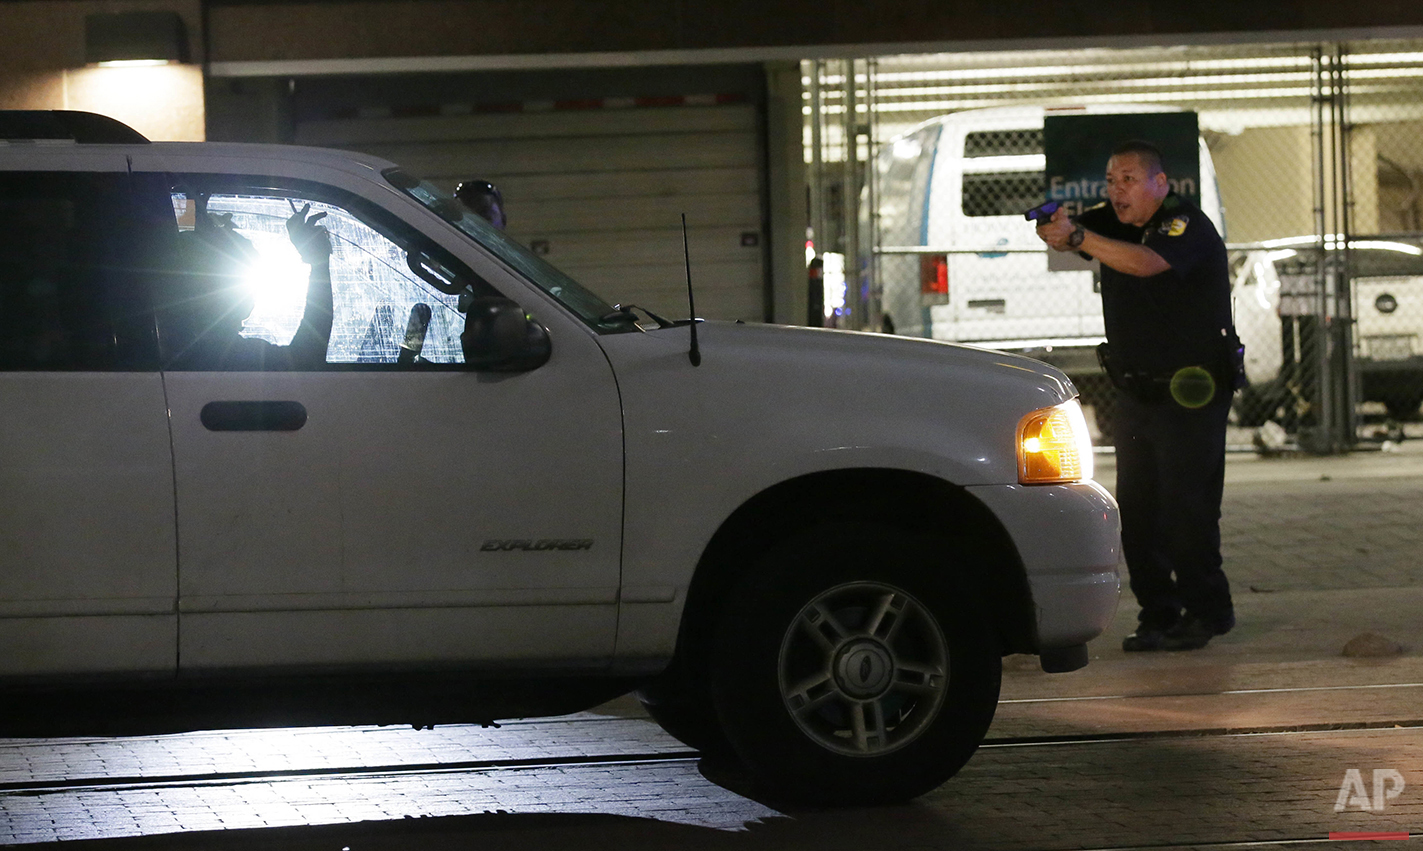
top-left (1016, 400), bottom-right (1094, 484)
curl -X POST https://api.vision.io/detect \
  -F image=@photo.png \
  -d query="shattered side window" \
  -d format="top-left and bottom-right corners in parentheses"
top-left (161, 185), bottom-right (472, 367)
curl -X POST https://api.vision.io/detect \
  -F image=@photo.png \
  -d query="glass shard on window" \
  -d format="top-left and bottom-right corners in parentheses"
top-left (171, 193), bottom-right (465, 363)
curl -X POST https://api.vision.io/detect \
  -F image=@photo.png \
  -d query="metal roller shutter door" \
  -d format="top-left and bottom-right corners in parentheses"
top-left (296, 103), bottom-right (768, 323)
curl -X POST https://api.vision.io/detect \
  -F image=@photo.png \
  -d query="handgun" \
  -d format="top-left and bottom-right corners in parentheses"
top-left (1024, 200), bottom-right (1061, 225)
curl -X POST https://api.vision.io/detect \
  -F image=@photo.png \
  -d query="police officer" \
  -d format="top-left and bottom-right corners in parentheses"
top-left (1037, 140), bottom-right (1239, 652)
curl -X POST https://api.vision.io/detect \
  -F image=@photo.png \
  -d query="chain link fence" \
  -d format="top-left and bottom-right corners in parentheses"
top-left (807, 41), bottom-right (1423, 450)
top-left (1342, 43), bottom-right (1423, 446)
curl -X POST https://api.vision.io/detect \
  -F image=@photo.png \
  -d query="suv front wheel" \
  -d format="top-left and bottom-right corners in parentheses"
top-left (710, 523), bottom-right (1001, 806)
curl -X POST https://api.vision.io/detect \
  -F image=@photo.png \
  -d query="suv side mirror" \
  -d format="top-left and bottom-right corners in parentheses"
top-left (461, 296), bottom-right (551, 372)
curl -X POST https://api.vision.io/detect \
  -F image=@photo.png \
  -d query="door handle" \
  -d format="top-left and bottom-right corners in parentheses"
top-left (200, 401), bottom-right (307, 432)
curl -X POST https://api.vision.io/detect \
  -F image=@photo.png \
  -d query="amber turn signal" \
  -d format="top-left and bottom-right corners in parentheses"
top-left (1016, 401), bottom-right (1094, 484)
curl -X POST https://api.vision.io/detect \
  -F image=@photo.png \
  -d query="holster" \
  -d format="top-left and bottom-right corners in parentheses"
top-left (1097, 342), bottom-right (1164, 401)
top-left (1221, 329), bottom-right (1248, 391)
top-left (1099, 336), bottom-right (1246, 405)
top-left (1096, 342), bottom-right (1122, 388)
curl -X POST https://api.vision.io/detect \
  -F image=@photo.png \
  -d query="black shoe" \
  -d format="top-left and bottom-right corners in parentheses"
top-left (1122, 627), bottom-right (1169, 652)
top-left (1162, 613), bottom-right (1234, 651)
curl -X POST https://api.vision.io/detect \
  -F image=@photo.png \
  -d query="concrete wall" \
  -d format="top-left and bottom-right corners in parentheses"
top-left (1212, 123), bottom-right (1384, 243)
top-left (764, 61), bottom-right (808, 325)
top-left (1376, 120), bottom-right (1423, 233)
top-left (1212, 126), bottom-right (1316, 243)
top-left (1350, 126), bottom-right (1381, 235)
top-left (0, 0), bottom-right (205, 141)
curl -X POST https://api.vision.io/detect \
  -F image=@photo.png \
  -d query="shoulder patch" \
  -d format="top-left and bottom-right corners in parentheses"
top-left (1160, 215), bottom-right (1189, 237)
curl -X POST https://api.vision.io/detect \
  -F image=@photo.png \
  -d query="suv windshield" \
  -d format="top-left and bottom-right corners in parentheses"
top-left (383, 169), bottom-right (637, 334)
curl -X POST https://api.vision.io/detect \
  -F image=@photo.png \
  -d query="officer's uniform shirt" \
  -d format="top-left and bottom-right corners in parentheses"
top-left (1076, 193), bottom-right (1233, 380)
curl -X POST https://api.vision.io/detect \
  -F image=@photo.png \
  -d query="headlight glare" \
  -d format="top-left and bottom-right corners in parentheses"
top-left (1016, 400), bottom-right (1094, 484)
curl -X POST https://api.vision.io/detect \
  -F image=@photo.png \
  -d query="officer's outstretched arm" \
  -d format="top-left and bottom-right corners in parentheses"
top-left (1079, 231), bottom-right (1171, 278)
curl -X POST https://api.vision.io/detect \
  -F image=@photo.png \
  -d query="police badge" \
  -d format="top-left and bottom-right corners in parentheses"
top-left (1161, 215), bottom-right (1189, 237)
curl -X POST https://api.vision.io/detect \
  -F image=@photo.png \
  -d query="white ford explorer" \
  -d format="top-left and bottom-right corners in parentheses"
top-left (0, 110), bottom-right (1119, 806)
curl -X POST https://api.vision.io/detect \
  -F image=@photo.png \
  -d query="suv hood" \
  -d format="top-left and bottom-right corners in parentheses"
top-left (597, 321), bottom-right (1081, 488)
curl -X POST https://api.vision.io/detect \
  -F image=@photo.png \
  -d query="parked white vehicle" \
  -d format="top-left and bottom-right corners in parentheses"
top-left (873, 105), bottom-right (1225, 412)
top-left (1230, 235), bottom-right (1423, 422)
top-left (0, 110), bottom-right (1119, 806)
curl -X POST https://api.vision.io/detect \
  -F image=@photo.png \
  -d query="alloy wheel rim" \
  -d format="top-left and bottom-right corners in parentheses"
top-left (777, 580), bottom-right (949, 757)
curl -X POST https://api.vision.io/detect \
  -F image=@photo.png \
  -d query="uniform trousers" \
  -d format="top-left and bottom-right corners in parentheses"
top-left (1112, 388), bottom-right (1234, 631)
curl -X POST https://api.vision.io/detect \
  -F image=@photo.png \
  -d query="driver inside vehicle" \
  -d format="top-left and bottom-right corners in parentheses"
top-left (156, 200), bottom-right (334, 370)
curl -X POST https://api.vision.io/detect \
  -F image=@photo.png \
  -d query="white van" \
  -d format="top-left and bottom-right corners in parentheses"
top-left (874, 105), bottom-right (1225, 391)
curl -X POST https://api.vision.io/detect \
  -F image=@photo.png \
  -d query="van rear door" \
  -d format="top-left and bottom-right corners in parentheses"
top-left (932, 123), bottom-right (1096, 347)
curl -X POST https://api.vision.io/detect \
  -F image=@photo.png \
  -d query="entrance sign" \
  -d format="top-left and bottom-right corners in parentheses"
top-left (1043, 110), bottom-right (1201, 218)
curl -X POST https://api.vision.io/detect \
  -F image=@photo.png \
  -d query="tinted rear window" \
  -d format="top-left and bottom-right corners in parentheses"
top-left (0, 172), bottom-right (157, 370)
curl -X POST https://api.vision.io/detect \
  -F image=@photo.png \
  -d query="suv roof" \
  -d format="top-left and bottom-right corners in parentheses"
top-left (0, 111), bottom-right (406, 184)
top-left (0, 110), bottom-right (149, 144)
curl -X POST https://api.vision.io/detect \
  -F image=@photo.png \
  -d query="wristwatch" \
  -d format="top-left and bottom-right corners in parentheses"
top-left (1066, 223), bottom-right (1086, 249)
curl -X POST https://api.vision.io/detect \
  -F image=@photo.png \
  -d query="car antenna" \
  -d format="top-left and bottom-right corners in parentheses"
top-left (682, 213), bottom-right (701, 367)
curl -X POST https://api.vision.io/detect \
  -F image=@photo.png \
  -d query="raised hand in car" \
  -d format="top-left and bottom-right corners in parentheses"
top-left (199, 211), bottom-right (259, 266)
top-left (286, 203), bottom-right (332, 265)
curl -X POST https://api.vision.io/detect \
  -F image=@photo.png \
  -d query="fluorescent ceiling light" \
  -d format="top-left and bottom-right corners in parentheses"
top-left (96, 59), bottom-right (172, 68)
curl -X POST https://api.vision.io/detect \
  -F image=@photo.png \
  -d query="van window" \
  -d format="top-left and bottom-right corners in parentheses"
top-left (146, 177), bottom-right (483, 370)
top-left (0, 172), bottom-right (156, 371)
top-left (963, 129), bottom-right (1043, 158)
top-left (962, 171), bottom-right (1045, 217)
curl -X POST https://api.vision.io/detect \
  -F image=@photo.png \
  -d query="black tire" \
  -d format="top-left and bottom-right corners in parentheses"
top-left (634, 665), bottom-right (734, 758)
top-left (709, 522), bottom-right (1001, 806)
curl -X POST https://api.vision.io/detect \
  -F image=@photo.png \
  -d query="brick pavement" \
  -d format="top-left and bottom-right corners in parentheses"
top-left (998, 447), bottom-right (1423, 742)
top-left (8, 446), bottom-right (1423, 848)
top-left (1096, 443), bottom-right (1423, 592)
top-left (0, 716), bottom-right (701, 844)
top-left (27, 727), bottom-right (1423, 850)
top-left (0, 717), bottom-right (687, 787)
top-left (1221, 477), bottom-right (1423, 592)
top-left (926, 727), bottom-right (1423, 850)
top-left (0, 758), bottom-right (779, 845)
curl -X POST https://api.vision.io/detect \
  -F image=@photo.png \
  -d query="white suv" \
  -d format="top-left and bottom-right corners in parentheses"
top-left (0, 110), bottom-right (1119, 806)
